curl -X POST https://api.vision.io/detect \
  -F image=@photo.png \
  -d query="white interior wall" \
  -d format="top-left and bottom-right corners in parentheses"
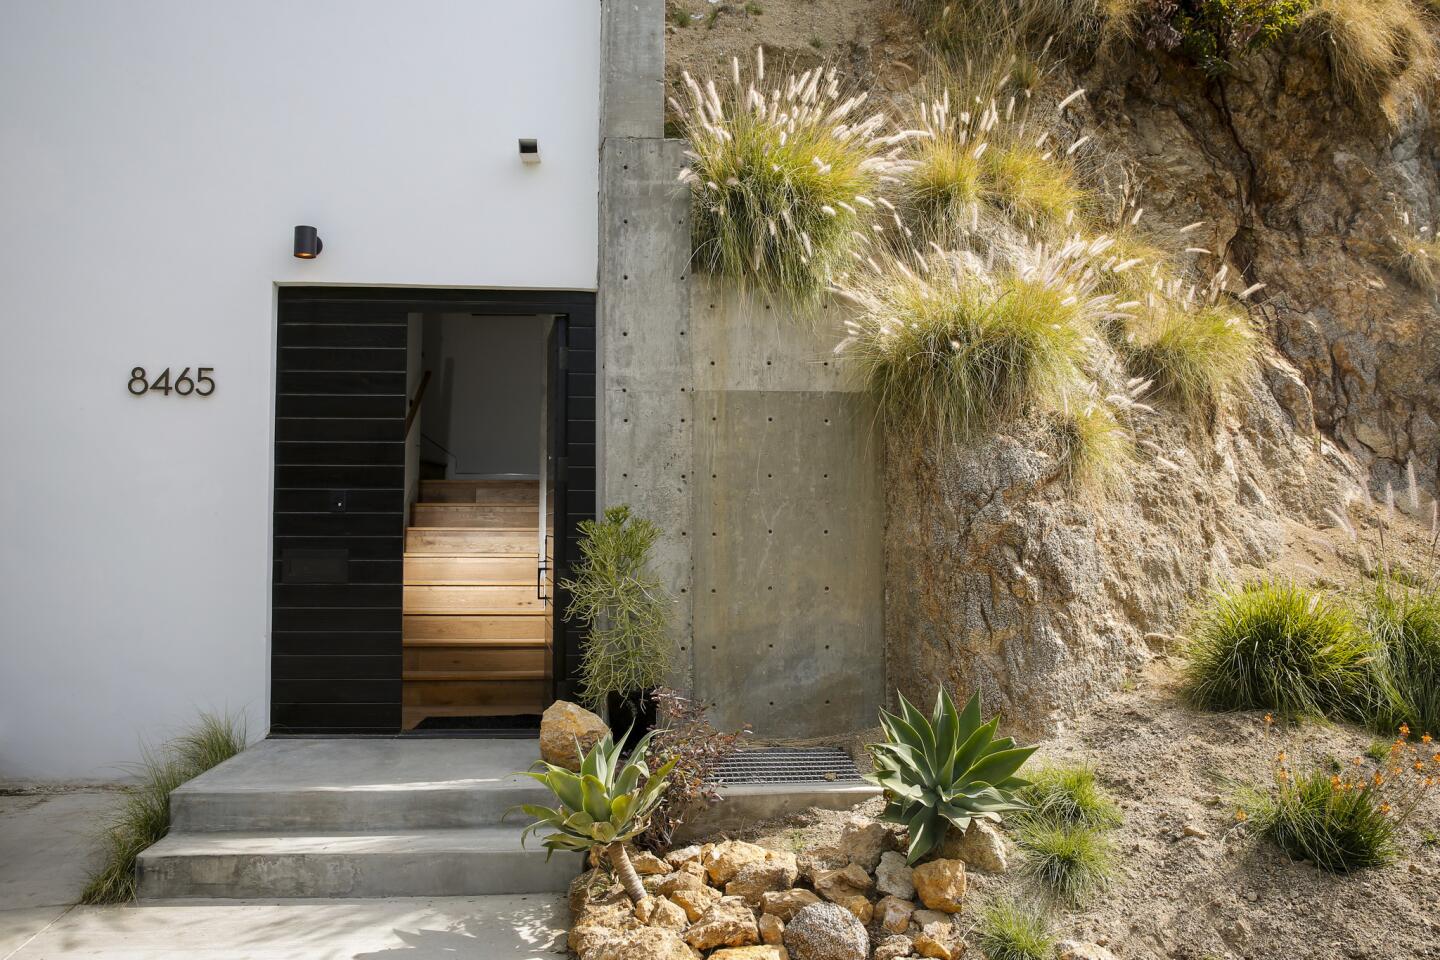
top-left (0, 0), bottom-right (599, 780)
top-left (420, 314), bottom-right (548, 478)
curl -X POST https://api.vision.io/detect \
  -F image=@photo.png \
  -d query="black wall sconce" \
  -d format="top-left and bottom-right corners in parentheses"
top-left (293, 225), bottom-right (323, 259)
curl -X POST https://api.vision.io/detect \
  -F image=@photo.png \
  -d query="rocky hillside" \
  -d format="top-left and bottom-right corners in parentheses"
top-left (665, 0), bottom-right (1440, 736)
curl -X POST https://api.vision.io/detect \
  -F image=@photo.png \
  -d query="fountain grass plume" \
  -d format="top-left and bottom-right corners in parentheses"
top-left (674, 49), bottom-right (916, 304)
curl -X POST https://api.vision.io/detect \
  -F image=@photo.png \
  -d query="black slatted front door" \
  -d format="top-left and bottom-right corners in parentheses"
top-left (271, 296), bottom-right (407, 733)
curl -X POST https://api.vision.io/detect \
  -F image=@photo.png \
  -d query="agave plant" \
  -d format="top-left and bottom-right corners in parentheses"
top-left (516, 729), bottom-right (676, 902)
top-left (866, 689), bottom-right (1038, 863)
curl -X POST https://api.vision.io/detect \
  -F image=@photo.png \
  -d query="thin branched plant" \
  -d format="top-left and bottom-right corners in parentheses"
top-left (561, 505), bottom-right (674, 709)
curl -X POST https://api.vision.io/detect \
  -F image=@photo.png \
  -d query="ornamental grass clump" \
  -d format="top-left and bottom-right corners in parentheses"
top-left (1016, 819), bottom-right (1114, 904)
top-left (1242, 728), bottom-right (1437, 873)
top-left (561, 505), bottom-right (673, 709)
top-left (81, 712), bottom-right (246, 904)
top-left (1016, 764), bottom-right (1123, 829)
top-left (1386, 210), bottom-right (1440, 294)
top-left (1048, 396), bottom-right (1133, 488)
top-left (977, 896), bottom-right (1056, 960)
top-left (1183, 580), bottom-right (1376, 720)
top-left (1365, 579), bottom-right (1440, 737)
top-left (674, 49), bottom-right (908, 302)
top-left (1124, 295), bottom-right (1257, 411)
top-left (1303, 0), bottom-right (1437, 121)
top-left (835, 240), bottom-right (1124, 442)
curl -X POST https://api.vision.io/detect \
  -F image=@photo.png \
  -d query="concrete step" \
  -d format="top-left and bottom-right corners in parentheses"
top-left (169, 739), bottom-right (547, 833)
top-left (136, 827), bottom-right (581, 899)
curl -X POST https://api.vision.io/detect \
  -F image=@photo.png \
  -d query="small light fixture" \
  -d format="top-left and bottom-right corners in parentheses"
top-left (518, 138), bottom-right (541, 165)
top-left (293, 225), bottom-right (323, 259)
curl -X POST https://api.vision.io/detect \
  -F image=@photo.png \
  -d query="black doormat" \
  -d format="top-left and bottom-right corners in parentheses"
top-left (411, 714), bottom-right (542, 731)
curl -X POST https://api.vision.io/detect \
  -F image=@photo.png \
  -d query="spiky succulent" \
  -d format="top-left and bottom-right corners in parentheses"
top-left (517, 730), bottom-right (676, 858)
top-left (866, 689), bottom-right (1037, 863)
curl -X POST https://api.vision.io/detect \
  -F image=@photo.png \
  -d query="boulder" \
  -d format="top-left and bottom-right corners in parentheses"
top-left (783, 902), bottom-right (869, 960)
top-left (727, 852), bottom-right (799, 905)
top-left (587, 927), bottom-right (701, 960)
top-left (911, 859), bottom-right (967, 913)
top-left (684, 896), bottom-right (760, 951)
top-left (875, 895), bottom-right (914, 934)
top-left (913, 930), bottom-right (959, 960)
top-left (941, 821), bottom-right (1008, 874)
top-left (761, 888), bottom-right (822, 920)
top-left (708, 949), bottom-right (788, 960)
top-left (838, 815), bottom-right (893, 871)
top-left (666, 844), bottom-right (706, 868)
top-left (647, 869), bottom-right (707, 897)
top-left (538, 700), bottom-right (608, 771)
top-left (874, 851), bottom-right (916, 899)
top-left (648, 897), bottom-right (690, 930)
top-left (632, 851), bottom-right (672, 875)
top-left (669, 885), bottom-right (722, 922)
top-left (812, 863), bottom-right (873, 923)
top-left (758, 913), bottom-right (785, 945)
top-left (705, 840), bottom-right (774, 885)
top-left (874, 934), bottom-right (915, 960)
top-left (1057, 942), bottom-right (1119, 960)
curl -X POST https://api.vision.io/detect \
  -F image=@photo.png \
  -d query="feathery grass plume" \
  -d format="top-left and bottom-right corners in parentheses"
top-left (1016, 820), bottom-right (1114, 904)
top-left (1182, 580), bottom-right (1375, 720)
top-left (1386, 210), bottom-right (1440, 293)
top-left (1016, 764), bottom-right (1124, 829)
top-left (674, 50), bottom-right (906, 303)
top-left (902, 0), bottom-right (1108, 55)
top-left (1365, 577), bottom-right (1440, 737)
top-left (1048, 395), bottom-right (1132, 489)
top-left (977, 896), bottom-right (1056, 960)
top-left (834, 239), bottom-right (1125, 442)
top-left (81, 712), bottom-right (246, 904)
top-left (894, 58), bottom-right (1091, 244)
top-left (1303, 0), bottom-right (1438, 122)
top-left (1123, 288), bottom-right (1256, 410)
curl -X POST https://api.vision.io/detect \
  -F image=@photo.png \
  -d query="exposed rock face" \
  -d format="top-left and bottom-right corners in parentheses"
top-left (783, 902), bottom-right (870, 960)
top-left (886, 366), bottom-right (1358, 737)
top-left (538, 700), bottom-right (609, 771)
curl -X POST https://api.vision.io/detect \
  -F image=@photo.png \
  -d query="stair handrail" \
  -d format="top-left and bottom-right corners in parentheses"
top-left (404, 369), bottom-right (432, 439)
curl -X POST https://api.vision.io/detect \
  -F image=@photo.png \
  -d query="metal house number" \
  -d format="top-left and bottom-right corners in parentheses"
top-left (128, 366), bottom-right (216, 397)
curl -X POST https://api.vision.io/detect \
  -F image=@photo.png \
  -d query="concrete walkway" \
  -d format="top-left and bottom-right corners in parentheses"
top-left (0, 787), bottom-right (567, 959)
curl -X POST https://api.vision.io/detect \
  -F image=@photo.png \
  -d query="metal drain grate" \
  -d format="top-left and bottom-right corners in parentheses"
top-left (713, 747), bottom-right (865, 785)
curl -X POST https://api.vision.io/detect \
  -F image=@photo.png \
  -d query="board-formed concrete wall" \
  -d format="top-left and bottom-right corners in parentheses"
top-left (688, 282), bottom-right (885, 736)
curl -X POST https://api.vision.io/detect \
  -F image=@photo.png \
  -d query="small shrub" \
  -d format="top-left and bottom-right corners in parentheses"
top-left (561, 505), bottom-right (674, 709)
top-left (866, 688), bottom-right (1037, 863)
top-left (1016, 820), bottom-right (1114, 903)
top-left (1365, 580), bottom-right (1440, 737)
top-left (518, 731), bottom-right (676, 902)
top-left (977, 896), bottom-right (1056, 960)
top-left (903, 0), bottom-right (1108, 54)
top-left (674, 51), bottom-right (899, 302)
top-left (1134, 0), bottom-right (1313, 75)
top-left (1016, 764), bottom-right (1123, 829)
top-left (81, 713), bottom-right (246, 904)
top-left (1125, 302), bottom-right (1255, 410)
top-left (1183, 580), bottom-right (1375, 720)
top-left (836, 245), bottom-right (1108, 442)
top-left (639, 688), bottom-right (750, 852)
top-left (1243, 740), bottom-right (1436, 872)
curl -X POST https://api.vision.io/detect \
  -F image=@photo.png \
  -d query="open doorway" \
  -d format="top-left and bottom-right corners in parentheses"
top-left (269, 288), bottom-right (593, 737)
top-left (402, 313), bottom-right (554, 731)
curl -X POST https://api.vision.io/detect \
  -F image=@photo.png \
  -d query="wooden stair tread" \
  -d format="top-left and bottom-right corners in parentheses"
top-left (406, 527), bottom-right (538, 533)
top-left (404, 670), bottom-right (546, 681)
top-left (403, 553), bottom-right (539, 559)
top-left (404, 579), bottom-right (537, 586)
top-left (403, 637), bottom-right (547, 647)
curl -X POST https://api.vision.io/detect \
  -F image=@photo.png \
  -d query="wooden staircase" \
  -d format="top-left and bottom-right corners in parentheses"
top-left (403, 479), bottom-right (550, 730)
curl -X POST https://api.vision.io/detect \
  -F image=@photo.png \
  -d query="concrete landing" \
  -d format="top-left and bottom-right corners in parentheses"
top-left (136, 739), bottom-right (580, 901)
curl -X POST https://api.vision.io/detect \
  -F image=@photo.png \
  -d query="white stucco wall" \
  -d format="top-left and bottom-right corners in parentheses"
top-left (0, 0), bottom-right (600, 780)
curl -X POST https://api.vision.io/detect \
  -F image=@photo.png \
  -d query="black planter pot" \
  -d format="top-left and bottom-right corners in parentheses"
top-left (606, 689), bottom-right (657, 753)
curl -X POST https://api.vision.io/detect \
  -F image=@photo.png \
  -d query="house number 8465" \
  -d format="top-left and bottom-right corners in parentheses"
top-left (128, 366), bottom-right (216, 397)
